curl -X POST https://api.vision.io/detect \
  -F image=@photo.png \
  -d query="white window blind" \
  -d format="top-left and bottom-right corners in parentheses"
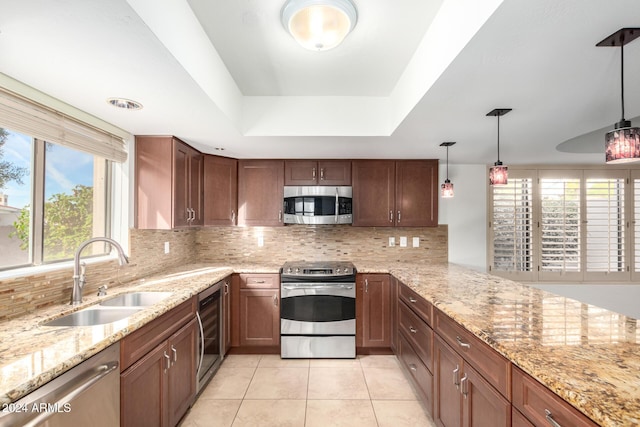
top-left (490, 175), bottom-right (534, 277)
top-left (635, 176), bottom-right (640, 274)
top-left (585, 177), bottom-right (625, 273)
top-left (0, 87), bottom-right (127, 162)
top-left (539, 174), bottom-right (581, 280)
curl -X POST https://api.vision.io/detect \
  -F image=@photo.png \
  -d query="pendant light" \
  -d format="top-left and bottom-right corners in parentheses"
top-left (440, 142), bottom-right (456, 198)
top-left (281, 0), bottom-right (358, 51)
top-left (597, 28), bottom-right (640, 164)
top-left (487, 108), bottom-right (512, 186)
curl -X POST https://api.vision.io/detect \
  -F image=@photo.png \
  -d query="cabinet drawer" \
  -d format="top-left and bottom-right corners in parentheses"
top-left (512, 408), bottom-right (535, 427)
top-left (121, 297), bottom-right (196, 370)
top-left (434, 310), bottom-right (510, 398)
top-left (512, 366), bottom-right (599, 427)
top-left (398, 283), bottom-right (432, 326)
top-left (399, 301), bottom-right (433, 372)
top-left (239, 273), bottom-right (279, 289)
top-left (398, 333), bottom-right (433, 414)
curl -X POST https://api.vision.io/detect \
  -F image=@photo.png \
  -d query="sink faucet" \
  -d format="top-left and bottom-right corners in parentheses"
top-left (71, 237), bottom-right (129, 305)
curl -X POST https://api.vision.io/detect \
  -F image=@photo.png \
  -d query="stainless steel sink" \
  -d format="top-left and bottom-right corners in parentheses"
top-left (99, 291), bottom-right (173, 307)
top-left (43, 307), bottom-right (143, 327)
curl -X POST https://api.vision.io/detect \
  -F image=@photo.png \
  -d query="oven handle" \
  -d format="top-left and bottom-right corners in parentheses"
top-left (282, 284), bottom-right (354, 290)
top-left (195, 311), bottom-right (205, 382)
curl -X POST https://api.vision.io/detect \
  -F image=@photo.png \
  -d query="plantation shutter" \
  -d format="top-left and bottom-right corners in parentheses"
top-left (584, 170), bottom-right (628, 280)
top-left (0, 87), bottom-right (128, 162)
top-left (489, 170), bottom-right (535, 280)
top-left (538, 171), bottom-right (582, 281)
top-left (634, 170), bottom-right (640, 278)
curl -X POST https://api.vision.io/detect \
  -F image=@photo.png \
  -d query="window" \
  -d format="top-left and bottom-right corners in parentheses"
top-left (0, 84), bottom-right (127, 272)
top-left (489, 167), bottom-right (638, 282)
top-left (0, 129), bottom-right (112, 269)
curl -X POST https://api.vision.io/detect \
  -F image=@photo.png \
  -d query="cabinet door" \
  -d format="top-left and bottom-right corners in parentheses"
top-left (135, 136), bottom-right (173, 229)
top-left (173, 140), bottom-right (191, 228)
top-left (395, 160), bottom-right (438, 226)
top-left (284, 160), bottom-right (318, 185)
top-left (238, 160), bottom-right (285, 226)
top-left (318, 160), bottom-right (351, 185)
top-left (461, 363), bottom-right (510, 427)
top-left (239, 288), bottom-right (280, 346)
top-left (121, 343), bottom-right (168, 427)
top-left (352, 160), bottom-right (395, 226)
top-left (434, 336), bottom-right (463, 427)
top-left (189, 150), bottom-right (204, 226)
top-left (389, 275), bottom-right (398, 353)
top-left (167, 318), bottom-right (197, 427)
top-left (204, 155), bottom-right (238, 226)
top-left (358, 274), bottom-right (391, 348)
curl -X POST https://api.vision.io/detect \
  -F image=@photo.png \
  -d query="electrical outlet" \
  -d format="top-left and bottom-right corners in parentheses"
top-left (413, 237), bottom-right (420, 247)
top-left (164, 242), bottom-right (170, 254)
top-left (400, 236), bottom-right (408, 247)
top-left (388, 237), bottom-right (395, 247)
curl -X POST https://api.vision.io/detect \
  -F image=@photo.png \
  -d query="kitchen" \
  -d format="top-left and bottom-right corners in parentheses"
top-left (1, 0), bottom-right (640, 426)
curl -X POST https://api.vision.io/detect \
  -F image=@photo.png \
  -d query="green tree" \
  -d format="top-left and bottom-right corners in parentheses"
top-left (11, 185), bottom-right (94, 260)
top-left (0, 128), bottom-right (27, 189)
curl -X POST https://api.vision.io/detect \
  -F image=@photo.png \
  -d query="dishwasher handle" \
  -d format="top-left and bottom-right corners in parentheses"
top-left (0, 361), bottom-right (118, 427)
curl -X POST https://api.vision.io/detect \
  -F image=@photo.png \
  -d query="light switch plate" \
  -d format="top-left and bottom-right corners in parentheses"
top-left (388, 237), bottom-right (395, 247)
top-left (413, 237), bottom-right (420, 247)
top-left (400, 236), bottom-right (408, 247)
top-left (164, 242), bottom-right (170, 254)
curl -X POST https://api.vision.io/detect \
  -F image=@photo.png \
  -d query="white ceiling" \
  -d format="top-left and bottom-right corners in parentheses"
top-left (0, 0), bottom-right (639, 165)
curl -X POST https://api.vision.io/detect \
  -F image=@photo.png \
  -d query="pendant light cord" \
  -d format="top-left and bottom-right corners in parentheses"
top-left (496, 115), bottom-right (501, 162)
top-left (446, 146), bottom-right (449, 180)
top-left (621, 43), bottom-right (626, 120)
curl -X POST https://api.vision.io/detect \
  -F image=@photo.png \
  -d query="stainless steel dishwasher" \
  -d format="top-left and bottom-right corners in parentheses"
top-left (0, 343), bottom-right (120, 427)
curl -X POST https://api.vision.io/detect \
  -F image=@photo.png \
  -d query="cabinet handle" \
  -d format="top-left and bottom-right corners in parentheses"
top-left (254, 280), bottom-right (266, 284)
top-left (389, 210), bottom-right (393, 223)
top-left (320, 168), bottom-right (325, 181)
top-left (408, 297), bottom-right (417, 303)
top-left (164, 351), bottom-right (171, 372)
top-left (456, 336), bottom-right (471, 349)
top-left (397, 210), bottom-right (401, 223)
top-left (460, 373), bottom-right (468, 398)
top-left (171, 345), bottom-right (178, 363)
top-left (545, 410), bottom-right (562, 427)
top-left (273, 294), bottom-right (278, 307)
top-left (312, 167), bottom-right (316, 179)
top-left (409, 326), bottom-right (417, 334)
top-left (224, 282), bottom-right (229, 295)
top-left (186, 208), bottom-right (191, 223)
top-left (365, 278), bottom-right (368, 293)
top-left (453, 364), bottom-right (460, 388)
top-left (409, 364), bottom-right (417, 373)
top-left (231, 210), bottom-right (236, 223)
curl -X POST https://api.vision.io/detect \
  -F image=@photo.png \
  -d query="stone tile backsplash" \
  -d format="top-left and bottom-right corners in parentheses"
top-left (0, 225), bottom-right (446, 321)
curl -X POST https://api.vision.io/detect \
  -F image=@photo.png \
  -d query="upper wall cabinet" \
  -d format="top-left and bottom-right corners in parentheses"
top-left (352, 160), bottom-right (438, 227)
top-left (237, 160), bottom-right (285, 226)
top-left (203, 155), bottom-right (238, 226)
top-left (284, 160), bottom-right (351, 186)
top-left (135, 136), bottom-right (204, 229)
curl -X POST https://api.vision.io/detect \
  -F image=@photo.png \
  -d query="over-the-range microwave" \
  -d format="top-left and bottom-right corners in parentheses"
top-left (283, 186), bottom-right (352, 225)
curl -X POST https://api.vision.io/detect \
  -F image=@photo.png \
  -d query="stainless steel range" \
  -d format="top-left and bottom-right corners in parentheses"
top-left (280, 261), bottom-right (356, 358)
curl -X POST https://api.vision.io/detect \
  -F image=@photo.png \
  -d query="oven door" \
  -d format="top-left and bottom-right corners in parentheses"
top-left (280, 283), bottom-right (355, 335)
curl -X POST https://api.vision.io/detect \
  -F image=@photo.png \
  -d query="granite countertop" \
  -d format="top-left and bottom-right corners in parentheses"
top-left (1, 261), bottom-right (639, 426)
top-left (375, 262), bottom-right (640, 427)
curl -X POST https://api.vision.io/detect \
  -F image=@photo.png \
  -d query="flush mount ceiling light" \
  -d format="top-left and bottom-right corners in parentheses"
top-left (281, 0), bottom-right (358, 51)
top-left (107, 98), bottom-right (143, 110)
top-left (487, 108), bottom-right (511, 186)
top-left (597, 28), bottom-right (640, 164)
top-left (440, 142), bottom-right (456, 198)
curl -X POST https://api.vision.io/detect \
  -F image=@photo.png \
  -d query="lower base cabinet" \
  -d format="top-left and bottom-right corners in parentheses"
top-left (398, 333), bottom-right (433, 413)
top-left (120, 300), bottom-right (197, 427)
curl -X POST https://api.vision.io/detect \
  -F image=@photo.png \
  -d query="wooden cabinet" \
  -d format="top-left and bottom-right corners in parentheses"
top-left (512, 366), bottom-right (599, 427)
top-left (389, 275), bottom-right (398, 353)
top-left (237, 274), bottom-right (280, 349)
top-left (203, 155), bottom-right (237, 226)
top-left (352, 160), bottom-right (438, 226)
top-left (434, 336), bottom-right (510, 427)
top-left (356, 274), bottom-right (391, 349)
top-left (135, 136), bottom-right (203, 229)
top-left (284, 160), bottom-right (351, 185)
top-left (222, 277), bottom-right (232, 355)
top-left (120, 298), bottom-right (197, 427)
top-left (237, 160), bottom-right (285, 226)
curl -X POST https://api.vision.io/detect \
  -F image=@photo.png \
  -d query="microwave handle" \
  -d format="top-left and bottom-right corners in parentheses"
top-left (335, 187), bottom-right (339, 223)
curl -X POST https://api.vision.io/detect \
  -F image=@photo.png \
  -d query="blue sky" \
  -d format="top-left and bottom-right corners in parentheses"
top-left (1, 129), bottom-right (94, 208)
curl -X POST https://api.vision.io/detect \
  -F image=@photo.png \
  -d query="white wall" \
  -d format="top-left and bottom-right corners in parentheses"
top-left (439, 164), bottom-right (487, 272)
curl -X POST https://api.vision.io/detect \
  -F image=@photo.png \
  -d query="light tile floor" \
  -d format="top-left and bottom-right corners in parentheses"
top-left (180, 354), bottom-right (436, 427)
